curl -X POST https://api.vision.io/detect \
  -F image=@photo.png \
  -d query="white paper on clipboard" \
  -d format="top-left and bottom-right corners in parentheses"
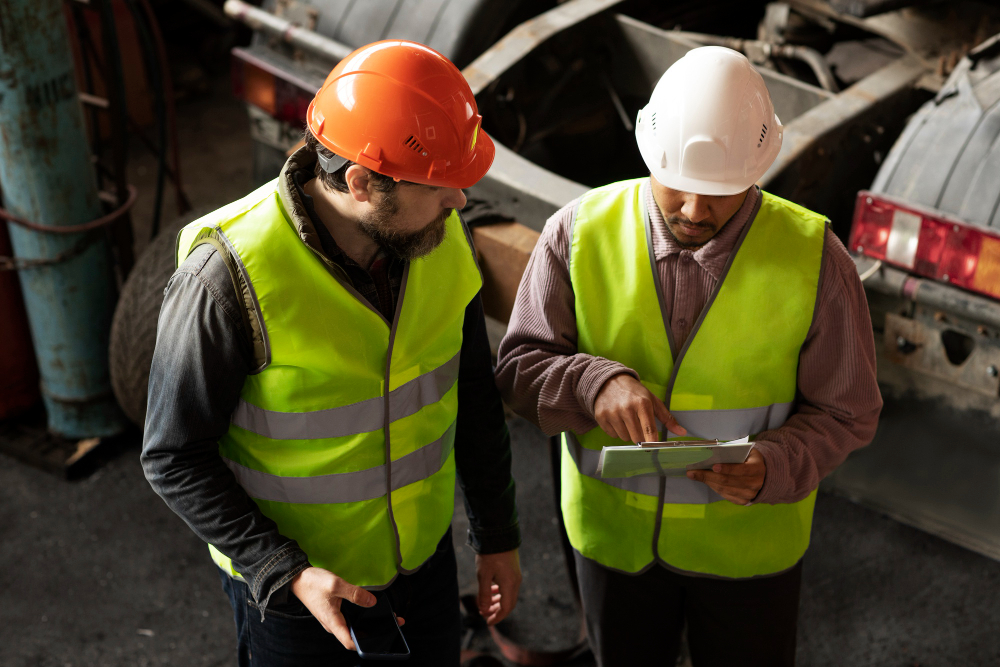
top-left (597, 436), bottom-right (753, 479)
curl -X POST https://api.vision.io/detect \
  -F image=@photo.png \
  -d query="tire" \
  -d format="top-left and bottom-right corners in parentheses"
top-left (109, 211), bottom-right (206, 428)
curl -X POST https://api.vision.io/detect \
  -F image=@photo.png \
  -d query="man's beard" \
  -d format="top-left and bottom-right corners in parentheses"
top-left (358, 192), bottom-right (449, 261)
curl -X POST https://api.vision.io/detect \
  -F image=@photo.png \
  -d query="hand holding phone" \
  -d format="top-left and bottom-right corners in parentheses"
top-left (288, 566), bottom-right (379, 651)
top-left (342, 593), bottom-right (410, 660)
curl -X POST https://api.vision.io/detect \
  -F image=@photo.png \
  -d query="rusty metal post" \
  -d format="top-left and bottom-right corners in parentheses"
top-left (0, 0), bottom-right (128, 437)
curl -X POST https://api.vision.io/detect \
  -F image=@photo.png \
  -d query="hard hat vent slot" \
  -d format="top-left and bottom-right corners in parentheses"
top-left (404, 135), bottom-right (427, 155)
top-left (758, 123), bottom-right (768, 147)
top-left (651, 112), bottom-right (657, 132)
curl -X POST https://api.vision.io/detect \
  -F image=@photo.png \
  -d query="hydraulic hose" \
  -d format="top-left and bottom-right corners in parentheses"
top-left (125, 0), bottom-right (167, 239)
top-left (138, 0), bottom-right (192, 216)
top-left (674, 31), bottom-right (839, 93)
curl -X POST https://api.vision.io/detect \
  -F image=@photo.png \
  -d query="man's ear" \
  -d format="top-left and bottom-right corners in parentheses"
top-left (344, 165), bottom-right (372, 203)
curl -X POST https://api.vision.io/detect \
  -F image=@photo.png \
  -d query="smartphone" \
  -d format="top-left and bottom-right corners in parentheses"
top-left (343, 593), bottom-right (410, 660)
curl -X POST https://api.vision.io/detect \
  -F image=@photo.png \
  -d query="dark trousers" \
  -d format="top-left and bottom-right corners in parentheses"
top-left (220, 530), bottom-right (461, 667)
top-left (574, 551), bottom-right (801, 667)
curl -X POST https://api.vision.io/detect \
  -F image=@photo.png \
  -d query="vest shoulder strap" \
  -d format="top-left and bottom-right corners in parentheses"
top-left (187, 233), bottom-right (267, 371)
top-left (759, 190), bottom-right (830, 230)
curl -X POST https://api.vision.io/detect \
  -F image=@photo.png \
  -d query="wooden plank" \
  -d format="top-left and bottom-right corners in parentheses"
top-left (472, 222), bottom-right (540, 324)
top-left (285, 138), bottom-right (306, 158)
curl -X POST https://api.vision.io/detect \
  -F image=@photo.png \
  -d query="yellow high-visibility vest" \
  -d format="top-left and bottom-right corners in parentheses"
top-left (564, 178), bottom-right (825, 578)
top-left (176, 179), bottom-right (481, 586)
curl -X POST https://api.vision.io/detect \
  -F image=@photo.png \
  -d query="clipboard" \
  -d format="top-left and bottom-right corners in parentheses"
top-left (596, 436), bottom-right (754, 479)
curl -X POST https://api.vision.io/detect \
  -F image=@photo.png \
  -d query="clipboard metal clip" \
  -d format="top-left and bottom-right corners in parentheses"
top-left (637, 439), bottom-right (719, 449)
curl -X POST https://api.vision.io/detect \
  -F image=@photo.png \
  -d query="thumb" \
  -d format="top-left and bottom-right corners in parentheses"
top-left (652, 398), bottom-right (686, 436)
top-left (333, 578), bottom-right (376, 608)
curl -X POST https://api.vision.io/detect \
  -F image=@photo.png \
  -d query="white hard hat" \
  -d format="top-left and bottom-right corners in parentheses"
top-left (634, 46), bottom-right (783, 196)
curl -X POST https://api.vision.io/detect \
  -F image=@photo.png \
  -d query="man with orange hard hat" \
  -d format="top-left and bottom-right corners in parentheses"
top-left (142, 40), bottom-right (520, 665)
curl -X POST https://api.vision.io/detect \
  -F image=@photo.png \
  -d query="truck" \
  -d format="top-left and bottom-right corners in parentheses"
top-left (112, 0), bottom-right (1000, 570)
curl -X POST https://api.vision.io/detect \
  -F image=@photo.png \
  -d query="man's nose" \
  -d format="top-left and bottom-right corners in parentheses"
top-left (681, 195), bottom-right (710, 223)
top-left (442, 188), bottom-right (467, 210)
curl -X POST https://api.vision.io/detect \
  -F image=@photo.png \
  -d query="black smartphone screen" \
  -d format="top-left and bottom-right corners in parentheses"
top-left (344, 595), bottom-right (409, 659)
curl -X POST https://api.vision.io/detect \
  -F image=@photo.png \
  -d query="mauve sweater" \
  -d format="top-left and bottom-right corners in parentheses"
top-left (495, 182), bottom-right (882, 505)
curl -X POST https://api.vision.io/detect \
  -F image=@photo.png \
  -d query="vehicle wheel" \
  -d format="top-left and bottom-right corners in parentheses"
top-left (109, 211), bottom-right (205, 428)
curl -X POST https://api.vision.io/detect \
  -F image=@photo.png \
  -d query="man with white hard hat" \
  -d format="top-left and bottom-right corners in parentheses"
top-left (497, 46), bottom-right (881, 665)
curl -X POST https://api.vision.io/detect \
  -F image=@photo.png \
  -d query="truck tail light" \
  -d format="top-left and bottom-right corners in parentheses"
top-left (850, 190), bottom-right (1000, 300)
top-left (231, 47), bottom-right (317, 125)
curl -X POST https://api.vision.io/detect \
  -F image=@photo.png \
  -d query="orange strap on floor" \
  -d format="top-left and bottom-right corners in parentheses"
top-left (487, 618), bottom-right (589, 666)
top-left (460, 436), bottom-right (592, 666)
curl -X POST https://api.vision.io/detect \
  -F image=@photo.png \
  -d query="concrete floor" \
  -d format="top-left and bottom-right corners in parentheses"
top-left (4, 76), bottom-right (1000, 667)
top-left (5, 415), bottom-right (1000, 666)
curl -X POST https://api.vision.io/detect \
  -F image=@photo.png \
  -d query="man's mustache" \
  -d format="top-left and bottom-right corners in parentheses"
top-left (667, 216), bottom-right (712, 230)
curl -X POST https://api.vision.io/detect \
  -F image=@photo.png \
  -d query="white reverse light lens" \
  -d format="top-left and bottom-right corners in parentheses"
top-left (886, 209), bottom-right (922, 268)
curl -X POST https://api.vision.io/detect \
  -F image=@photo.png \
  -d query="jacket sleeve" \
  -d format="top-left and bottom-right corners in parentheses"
top-left (453, 289), bottom-right (521, 554)
top-left (752, 228), bottom-right (883, 504)
top-left (141, 245), bottom-right (310, 614)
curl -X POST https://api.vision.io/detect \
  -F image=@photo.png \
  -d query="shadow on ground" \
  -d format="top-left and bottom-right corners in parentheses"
top-left (4, 415), bottom-right (1000, 666)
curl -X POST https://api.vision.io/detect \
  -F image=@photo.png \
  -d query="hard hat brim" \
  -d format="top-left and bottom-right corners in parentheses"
top-left (637, 111), bottom-right (783, 197)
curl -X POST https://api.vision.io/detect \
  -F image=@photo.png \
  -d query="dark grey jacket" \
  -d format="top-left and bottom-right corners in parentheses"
top-left (141, 150), bottom-right (519, 614)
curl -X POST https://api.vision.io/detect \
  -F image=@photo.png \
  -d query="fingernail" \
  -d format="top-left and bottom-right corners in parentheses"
top-left (713, 464), bottom-right (721, 472)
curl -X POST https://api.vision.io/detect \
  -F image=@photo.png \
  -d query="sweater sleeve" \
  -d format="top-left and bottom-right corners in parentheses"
top-left (752, 227), bottom-right (883, 504)
top-left (495, 201), bottom-right (639, 435)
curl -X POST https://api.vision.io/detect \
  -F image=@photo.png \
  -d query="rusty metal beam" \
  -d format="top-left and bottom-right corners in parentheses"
top-left (461, 1), bottom-right (630, 231)
top-left (223, 0), bottom-right (352, 63)
top-left (762, 54), bottom-right (928, 188)
top-left (462, 0), bottom-right (627, 96)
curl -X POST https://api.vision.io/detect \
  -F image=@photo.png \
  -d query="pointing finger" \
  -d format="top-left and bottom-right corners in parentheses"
top-left (652, 398), bottom-right (686, 436)
top-left (637, 400), bottom-right (660, 442)
top-left (621, 410), bottom-right (645, 444)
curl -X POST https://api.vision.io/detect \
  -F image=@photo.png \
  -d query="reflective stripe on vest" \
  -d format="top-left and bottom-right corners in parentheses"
top-left (222, 420), bottom-right (456, 504)
top-left (176, 179), bottom-right (481, 587)
top-left (564, 179), bottom-right (825, 579)
top-left (230, 351), bottom-right (460, 440)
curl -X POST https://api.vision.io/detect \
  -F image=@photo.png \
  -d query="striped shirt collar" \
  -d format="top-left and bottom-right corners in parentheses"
top-left (646, 182), bottom-right (761, 281)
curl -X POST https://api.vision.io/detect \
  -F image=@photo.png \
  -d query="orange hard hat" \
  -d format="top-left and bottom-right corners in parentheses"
top-left (306, 40), bottom-right (495, 189)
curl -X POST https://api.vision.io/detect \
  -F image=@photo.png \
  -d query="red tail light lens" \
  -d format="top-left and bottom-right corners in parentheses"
top-left (850, 190), bottom-right (1000, 300)
top-left (231, 48), bottom-right (317, 125)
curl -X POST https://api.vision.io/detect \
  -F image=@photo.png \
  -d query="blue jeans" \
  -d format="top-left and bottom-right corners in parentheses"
top-left (219, 530), bottom-right (461, 666)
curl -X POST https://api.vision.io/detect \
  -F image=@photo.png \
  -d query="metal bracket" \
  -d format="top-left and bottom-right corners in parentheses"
top-left (274, 0), bottom-right (319, 31)
top-left (885, 312), bottom-right (1000, 397)
top-left (273, 0), bottom-right (319, 60)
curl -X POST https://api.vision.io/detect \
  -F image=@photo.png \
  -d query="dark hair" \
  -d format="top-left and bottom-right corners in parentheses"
top-left (303, 129), bottom-right (397, 194)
